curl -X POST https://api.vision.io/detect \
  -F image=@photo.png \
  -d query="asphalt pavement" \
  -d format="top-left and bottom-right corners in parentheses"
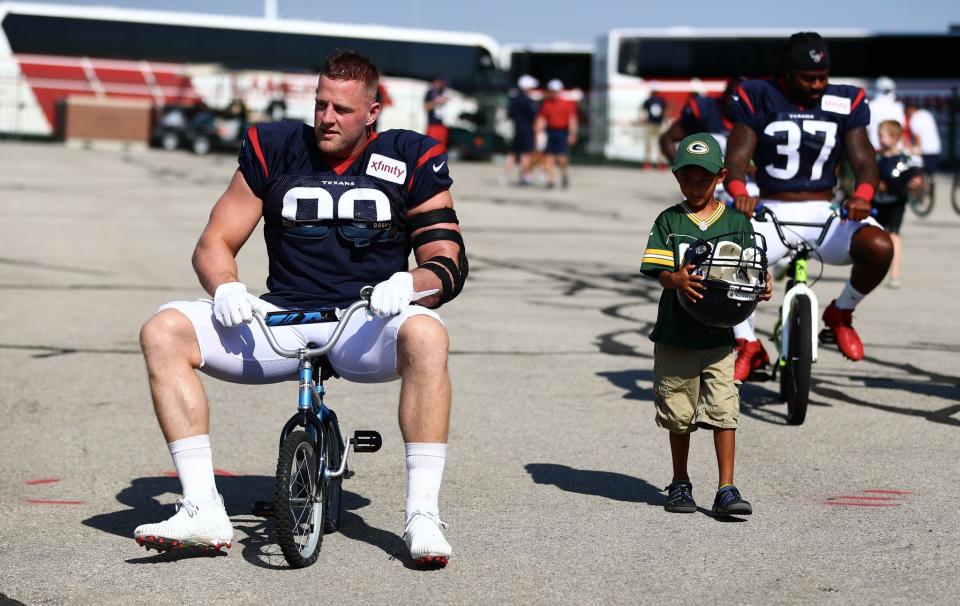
top-left (0, 142), bottom-right (957, 605)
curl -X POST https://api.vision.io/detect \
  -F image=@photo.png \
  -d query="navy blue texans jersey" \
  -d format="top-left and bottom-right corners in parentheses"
top-left (678, 95), bottom-right (733, 149)
top-left (729, 79), bottom-right (869, 194)
top-left (238, 120), bottom-right (452, 309)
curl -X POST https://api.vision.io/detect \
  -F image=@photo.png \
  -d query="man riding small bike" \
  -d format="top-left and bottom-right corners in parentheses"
top-left (723, 32), bottom-right (891, 380)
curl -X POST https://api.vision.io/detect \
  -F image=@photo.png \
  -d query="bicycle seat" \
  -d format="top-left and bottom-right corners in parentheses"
top-left (305, 342), bottom-right (340, 381)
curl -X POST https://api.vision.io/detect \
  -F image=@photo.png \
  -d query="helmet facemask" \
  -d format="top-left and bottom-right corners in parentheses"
top-left (676, 232), bottom-right (768, 327)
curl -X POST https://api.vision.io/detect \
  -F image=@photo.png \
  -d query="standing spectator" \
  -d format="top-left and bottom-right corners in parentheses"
top-left (503, 74), bottom-right (540, 185)
top-left (907, 103), bottom-right (942, 175)
top-left (641, 86), bottom-right (666, 169)
top-left (875, 120), bottom-right (924, 288)
top-left (867, 76), bottom-right (906, 150)
top-left (535, 79), bottom-right (578, 189)
top-left (424, 77), bottom-right (449, 151)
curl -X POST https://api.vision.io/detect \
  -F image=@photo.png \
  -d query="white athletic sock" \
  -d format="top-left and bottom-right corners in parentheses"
top-left (405, 442), bottom-right (446, 520)
top-left (834, 282), bottom-right (865, 310)
top-left (169, 434), bottom-right (219, 505)
top-left (733, 314), bottom-right (757, 342)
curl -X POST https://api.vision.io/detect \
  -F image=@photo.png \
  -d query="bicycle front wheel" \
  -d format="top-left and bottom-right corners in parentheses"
top-left (275, 430), bottom-right (324, 568)
top-left (781, 294), bottom-right (812, 425)
top-left (910, 180), bottom-right (935, 217)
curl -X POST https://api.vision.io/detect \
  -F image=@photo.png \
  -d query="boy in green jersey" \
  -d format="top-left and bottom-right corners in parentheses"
top-left (640, 133), bottom-right (771, 515)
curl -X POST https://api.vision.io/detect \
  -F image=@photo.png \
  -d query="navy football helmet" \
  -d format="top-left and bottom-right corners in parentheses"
top-left (677, 232), bottom-right (768, 328)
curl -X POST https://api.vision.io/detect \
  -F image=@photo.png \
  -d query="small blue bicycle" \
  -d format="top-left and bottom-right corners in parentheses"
top-left (250, 286), bottom-right (382, 568)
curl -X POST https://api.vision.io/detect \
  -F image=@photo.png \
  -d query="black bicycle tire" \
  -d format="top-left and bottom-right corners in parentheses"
top-left (275, 430), bottom-right (324, 568)
top-left (785, 295), bottom-right (812, 425)
top-left (951, 171), bottom-right (960, 215)
top-left (322, 419), bottom-right (343, 533)
top-left (910, 181), bottom-right (935, 217)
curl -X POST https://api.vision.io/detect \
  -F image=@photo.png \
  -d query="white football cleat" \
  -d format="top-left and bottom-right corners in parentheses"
top-left (134, 497), bottom-right (233, 553)
top-left (403, 511), bottom-right (452, 566)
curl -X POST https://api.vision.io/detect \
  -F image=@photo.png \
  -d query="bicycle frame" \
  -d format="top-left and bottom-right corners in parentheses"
top-left (755, 206), bottom-right (840, 367)
top-left (252, 289), bottom-right (373, 481)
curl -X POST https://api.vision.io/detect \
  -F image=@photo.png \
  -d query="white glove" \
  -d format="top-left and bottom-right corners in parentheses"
top-left (213, 281), bottom-right (262, 327)
top-left (369, 272), bottom-right (415, 318)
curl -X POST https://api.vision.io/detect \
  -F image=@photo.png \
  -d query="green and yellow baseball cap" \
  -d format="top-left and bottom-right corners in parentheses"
top-left (672, 133), bottom-right (724, 174)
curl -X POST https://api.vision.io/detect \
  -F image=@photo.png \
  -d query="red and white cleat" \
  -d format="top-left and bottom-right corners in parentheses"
top-left (134, 497), bottom-right (233, 554)
top-left (404, 511), bottom-right (451, 567)
top-left (734, 338), bottom-right (769, 383)
top-left (822, 300), bottom-right (864, 361)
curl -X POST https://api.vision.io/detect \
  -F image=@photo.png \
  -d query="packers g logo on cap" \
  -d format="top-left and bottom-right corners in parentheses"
top-left (686, 140), bottom-right (710, 155)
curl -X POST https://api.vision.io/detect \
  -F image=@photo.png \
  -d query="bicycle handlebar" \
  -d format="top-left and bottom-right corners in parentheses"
top-left (252, 286), bottom-right (374, 359)
top-left (725, 201), bottom-right (877, 252)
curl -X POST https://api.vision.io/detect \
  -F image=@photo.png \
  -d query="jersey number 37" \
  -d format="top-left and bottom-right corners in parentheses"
top-left (763, 119), bottom-right (838, 181)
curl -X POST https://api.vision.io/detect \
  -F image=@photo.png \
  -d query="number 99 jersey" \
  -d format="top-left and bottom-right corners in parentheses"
top-left (729, 79), bottom-right (869, 194)
top-left (238, 120), bottom-right (452, 310)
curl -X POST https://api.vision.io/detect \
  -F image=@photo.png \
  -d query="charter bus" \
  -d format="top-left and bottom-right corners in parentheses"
top-left (590, 28), bottom-right (960, 163)
top-left (0, 1), bottom-right (501, 147)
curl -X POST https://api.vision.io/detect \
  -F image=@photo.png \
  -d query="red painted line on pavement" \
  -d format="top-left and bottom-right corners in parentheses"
top-left (824, 501), bottom-right (901, 507)
top-left (25, 499), bottom-right (84, 505)
top-left (828, 496), bottom-right (899, 501)
top-left (26, 478), bottom-right (61, 485)
top-left (863, 490), bottom-right (912, 495)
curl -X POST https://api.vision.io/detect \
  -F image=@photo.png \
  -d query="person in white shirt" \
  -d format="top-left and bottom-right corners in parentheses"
top-left (867, 76), bottom-right (906, 150)
top-left (907, 104), bottom-right (942, 173)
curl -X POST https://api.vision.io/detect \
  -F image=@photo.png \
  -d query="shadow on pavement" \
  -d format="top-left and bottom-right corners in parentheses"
top-left (83, 476), bottom-right (421, 569)
top-left (525, 463), bottom-right (666, 506)
top-left (697, 507), bottom-right (749, 523)
top-left (596, 369), bottom-right (654, 402)
top-left (82, 475), bottom-right (274, 541)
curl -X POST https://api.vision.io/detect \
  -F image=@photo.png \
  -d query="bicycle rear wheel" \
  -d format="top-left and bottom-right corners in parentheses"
top-left (275, 430), bottom-right (324, 568)
top-left (781, 295), bottom-right (812, 425)
top-left (952, 171), bottom-right (960, 215)
top-left (322, 418), bottom-right (344, 533)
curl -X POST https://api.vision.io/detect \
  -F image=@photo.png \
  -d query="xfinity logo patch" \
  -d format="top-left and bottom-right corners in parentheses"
top-left (821, 94), bottom-right (851, 115)
top-left (366, 153), bottom-right (407, 184)
top-left (686, 141), bottom-right (710, 155)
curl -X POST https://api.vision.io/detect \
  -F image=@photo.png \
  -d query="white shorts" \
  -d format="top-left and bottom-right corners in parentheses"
top-left (752, 200), bottom-right (882, 266)
top-left (157, 298), bottom-right (443, 385)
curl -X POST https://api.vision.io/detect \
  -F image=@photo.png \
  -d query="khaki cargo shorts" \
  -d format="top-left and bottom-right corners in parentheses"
top-left (653, 343), bottom-right (739, 433)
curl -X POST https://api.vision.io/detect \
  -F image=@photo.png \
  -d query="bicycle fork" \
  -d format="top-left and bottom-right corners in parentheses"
top-left (776, 283), bottom-right (821, 366)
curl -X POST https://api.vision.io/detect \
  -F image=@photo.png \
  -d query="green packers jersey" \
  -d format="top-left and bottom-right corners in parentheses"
top-left (640, 202), bottom-right (756, 350)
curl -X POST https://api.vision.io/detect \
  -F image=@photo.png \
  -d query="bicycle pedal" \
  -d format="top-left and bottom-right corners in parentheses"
top-left (251, 500), bottom-right (276, 518)
top-left (343, 469), bottom-right (355, 479)
top-left (351, 430), bottom-right (382, 453)
top-left (818, 328), bottom-right (836, 345)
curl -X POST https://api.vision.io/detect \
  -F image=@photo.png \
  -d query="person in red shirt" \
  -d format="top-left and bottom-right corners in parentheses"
top-left (535, 79), bottom-right (578, 188)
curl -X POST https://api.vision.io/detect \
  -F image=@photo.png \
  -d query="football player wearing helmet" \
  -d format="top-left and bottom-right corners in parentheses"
top-left (641, 133), bottom-right (772, 516)
top-left (724, 32), bottom-right (891, 375)
top-left (135, 51), bottom-right (465, 566)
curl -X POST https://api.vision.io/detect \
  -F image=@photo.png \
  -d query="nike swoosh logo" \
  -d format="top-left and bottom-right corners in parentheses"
top-left (432, 161), bottom-right (446, 172)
